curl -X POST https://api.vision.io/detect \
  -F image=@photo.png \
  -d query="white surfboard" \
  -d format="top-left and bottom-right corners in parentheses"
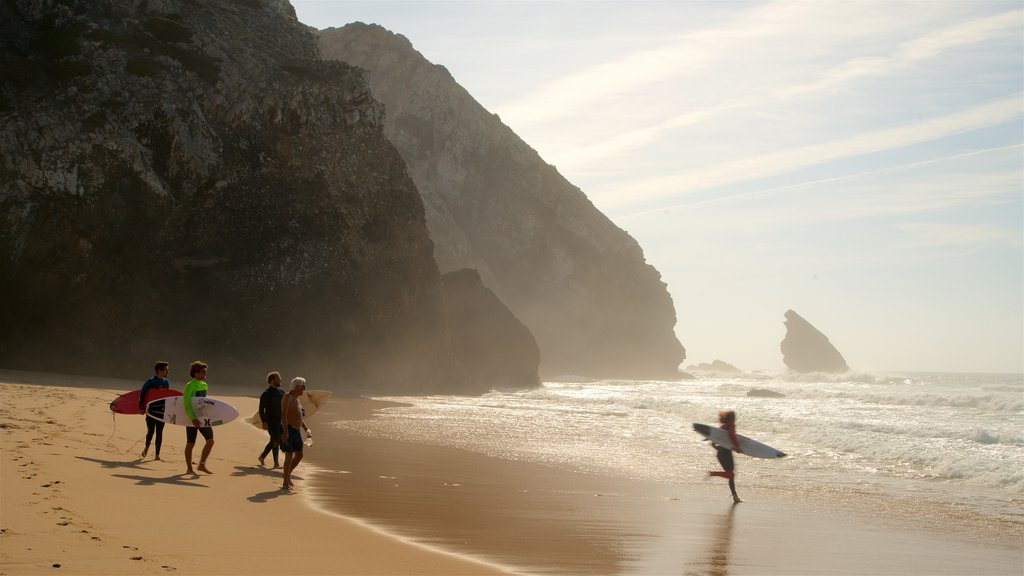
top-left (248, 390), bottom-right (332, 429)
top-left (146, 396), bottom-right (239, 427)
top-left (692, 423), bottom-right (786, 459)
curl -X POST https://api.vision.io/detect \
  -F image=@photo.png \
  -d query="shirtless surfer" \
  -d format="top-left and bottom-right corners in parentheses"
top-left (280, 377), bottom-right (311, 491)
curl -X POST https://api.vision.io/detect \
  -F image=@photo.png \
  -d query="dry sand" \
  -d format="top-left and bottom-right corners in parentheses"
top-left (0, 372), bottom-right (507, 575)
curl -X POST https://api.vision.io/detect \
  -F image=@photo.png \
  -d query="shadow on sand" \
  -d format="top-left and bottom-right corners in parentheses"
top-left (76, 455), bottom-right (151, 470)
top-left (247, 488), bottom-right (295, 503)
top-left (110, 473), bottom-right (209, 487)
top-left (230, 465), bottom-right (281, 478)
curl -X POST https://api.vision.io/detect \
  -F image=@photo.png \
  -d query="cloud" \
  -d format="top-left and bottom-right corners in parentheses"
top-left (594, 95), bottom-right (1023, 213)
top-left (616, 144), bottom-right (1024, 221)
top-left (545, 9), bottom-right (1023, 173)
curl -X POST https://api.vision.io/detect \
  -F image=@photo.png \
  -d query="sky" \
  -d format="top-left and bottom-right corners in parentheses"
top-left (292, 1), bottom-right (1024, 374)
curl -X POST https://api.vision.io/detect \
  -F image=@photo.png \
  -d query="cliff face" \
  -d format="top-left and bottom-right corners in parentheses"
top-left (780, 310), bottom-right (850, 373)
top-left (317, 23), bottom-right (686, 379)
top-left (442, 269), bottom-right (540, 389)
top-left (0, 0), bottom-right (478, 392)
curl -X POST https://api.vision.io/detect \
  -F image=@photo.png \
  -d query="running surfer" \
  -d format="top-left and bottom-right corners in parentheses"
top-left (709, 410), bottom-right (743, 504)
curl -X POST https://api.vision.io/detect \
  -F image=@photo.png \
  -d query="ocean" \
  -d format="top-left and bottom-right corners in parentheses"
top-left (327, 371), bottom-right (1023, 526)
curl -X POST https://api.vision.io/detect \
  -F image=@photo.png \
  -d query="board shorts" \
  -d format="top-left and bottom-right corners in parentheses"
top-left (186, 426), bottom-right (214, 443)
top-left (280, 426), bottom-right (303, 453)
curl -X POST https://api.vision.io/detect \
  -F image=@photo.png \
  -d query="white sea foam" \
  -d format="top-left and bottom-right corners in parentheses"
top-left (339, 372), bottom-right (1024, 522)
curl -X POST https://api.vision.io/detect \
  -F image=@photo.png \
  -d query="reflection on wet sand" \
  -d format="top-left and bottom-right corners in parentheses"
top-left (309, 430), bottom-right (632, 574)
top-left (686, 504), bottom-right (736, 576)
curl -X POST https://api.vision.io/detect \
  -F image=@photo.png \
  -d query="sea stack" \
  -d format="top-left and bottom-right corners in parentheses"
top-left (780, 310), bottom-right (849, 373)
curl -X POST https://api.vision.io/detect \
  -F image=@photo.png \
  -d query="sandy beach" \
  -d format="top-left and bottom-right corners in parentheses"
top-left (0, 371), bottom-right (506, 575)
top-left (2, 371), bottom-right (1022, 575)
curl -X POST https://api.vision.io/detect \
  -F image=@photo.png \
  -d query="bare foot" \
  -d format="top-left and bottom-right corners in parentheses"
top-left (141, 447), bottom-right (148, 458)
top-left (185, 469), bottom-right (196, 476)
top-left (154, 456), bottom-right (161, 461)
top-left (733, 495), bottom-right (743, 504)
top-left (272, 465), bottom-right (282, 470)
top-left (258, 457), bottom-right (265, 467)
top-left (197, 464), bottom-right (213, 474)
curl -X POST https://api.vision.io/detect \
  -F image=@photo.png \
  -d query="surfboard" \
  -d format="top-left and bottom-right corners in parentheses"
top-left (247, 390), bottom-right (332, 429)
top-left (146, 396), bottom-right (239, 427)
top-left (692, 423), bottom-right (786, 459)
top-left (109, 388), bottom-right (182, 415)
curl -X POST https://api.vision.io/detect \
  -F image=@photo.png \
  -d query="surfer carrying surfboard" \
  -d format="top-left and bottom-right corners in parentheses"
top-left (139, 361), bottom-right (170, 460)
top-left (709, 410), bottom-right (743, 504)
top-left (183, 361), bottom-right (215, 475)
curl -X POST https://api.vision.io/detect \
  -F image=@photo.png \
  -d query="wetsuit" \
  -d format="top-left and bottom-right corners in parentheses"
top-left (139, 376), bottom-right (169, 457)
top-left (258, 385), bottom-right (284, 465)
top-left (183, 378), bottom-right (212, 443)
top-left (714, 422), bottom-right (742, 497)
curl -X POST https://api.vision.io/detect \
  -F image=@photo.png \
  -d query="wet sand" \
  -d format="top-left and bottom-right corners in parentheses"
top-left (307, 403), bottom-right (1024, 575)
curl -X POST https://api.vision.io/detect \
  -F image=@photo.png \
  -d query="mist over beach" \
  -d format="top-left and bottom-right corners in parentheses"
top-left (2, 0), bottom-right (1022, 575)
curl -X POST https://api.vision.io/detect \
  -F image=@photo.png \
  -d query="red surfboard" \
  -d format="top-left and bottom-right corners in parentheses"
top-left (109, 388), bottom-right (182, 414)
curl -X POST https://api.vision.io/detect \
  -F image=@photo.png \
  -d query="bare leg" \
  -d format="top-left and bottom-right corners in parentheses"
top-left (197, 439), bottom-right (214, 473)
top-left (289, 452), bottom-right (304, 487)
top-left (184, 442), bottom-right (196, 475)
top-left (282, 452), bottom-right (294, 489)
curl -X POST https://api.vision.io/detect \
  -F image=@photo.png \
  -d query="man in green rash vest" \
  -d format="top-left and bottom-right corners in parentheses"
top-left (183, 360), bottom-right (214, 475)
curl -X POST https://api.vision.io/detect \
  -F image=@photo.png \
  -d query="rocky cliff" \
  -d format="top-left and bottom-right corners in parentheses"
top-left (317, 23), bottom-right (686, 379)
top-left (442, 268), bottom-right (540, 389)
top-left (0, 0), bottom-right (485, 392)
top-left (780, 310), bottom-right (849, 373)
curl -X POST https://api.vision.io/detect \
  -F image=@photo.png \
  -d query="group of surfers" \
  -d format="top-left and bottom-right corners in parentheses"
top-left (137, 360), bottom-right (310, 491)
top-left (136, 361), bottom-right (747, 501)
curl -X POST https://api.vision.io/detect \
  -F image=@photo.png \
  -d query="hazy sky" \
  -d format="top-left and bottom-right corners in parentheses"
top-left (293, 1), bottom-right (1023, 374)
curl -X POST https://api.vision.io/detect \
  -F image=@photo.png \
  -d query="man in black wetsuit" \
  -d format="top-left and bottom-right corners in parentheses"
top-left (258, 371), bottom-right (284, 468)
top-left (139, 361), bottom-right (170, 460)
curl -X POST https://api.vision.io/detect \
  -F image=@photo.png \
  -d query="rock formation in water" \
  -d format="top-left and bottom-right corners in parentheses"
top-left (0, 0), bottom-right (499, 393)
top-left (687, 360), bottom-right (743, 374)
top-left (780, 310), bottom-right (849, 373)
top-left (442, 269), bottom-right (540, 389)
top-left (747, 389), bottom-right (785, 398)
top-left (316, 23), bottom-right (686, 380)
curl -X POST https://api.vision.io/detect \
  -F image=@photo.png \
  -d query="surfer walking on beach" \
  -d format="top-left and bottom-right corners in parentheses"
top-left (280, 377), bottom-right (310, 491)
top-left (710, 410), bottom-right (743, 504)
top-left (183, 361), bottom-right (215, 475)
top-left (258, 371), bottom-right (284, 469)
top-left (139, 361), bottom-right (170, 460)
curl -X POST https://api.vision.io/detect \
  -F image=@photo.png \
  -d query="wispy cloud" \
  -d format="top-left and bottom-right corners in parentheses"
top-left (617, 144), bottom-right (1024, 221)
top-left (594, 95), bottom-right (1023, 213)
top-left (537, 9), bottom-right (1023, 173)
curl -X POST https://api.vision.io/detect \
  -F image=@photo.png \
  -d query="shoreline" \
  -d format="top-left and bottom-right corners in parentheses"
top-left (305, 404), bottom-right (1024, 575)
top-left (0, 374), bottom-right (510, 575)
top-left (2, 372), bottom-right (1022, 575)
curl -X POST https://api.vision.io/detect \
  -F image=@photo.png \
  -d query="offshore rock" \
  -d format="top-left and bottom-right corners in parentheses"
top-left (0, 0), bottom-right (482, 393)
top-left (687, 360), bottom-right (743, 374)
top-left (780, 310), bottom-right (849, 373)
top-left (317, 23), bottom-right (686, 380)
top-left (442, 269), bottom-right (540, 390)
